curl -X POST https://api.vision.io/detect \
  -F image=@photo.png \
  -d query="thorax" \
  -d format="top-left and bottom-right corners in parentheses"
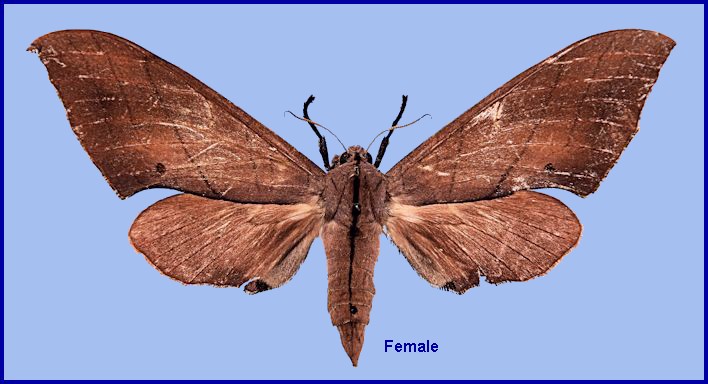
top-left (323, 159), bottom-right (387, 227)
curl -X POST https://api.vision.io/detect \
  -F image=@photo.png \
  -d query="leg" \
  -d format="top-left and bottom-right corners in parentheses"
top-left (373, 95), bottom-right (407, 168)
top-left (303, 95), bottom-right (331, 170)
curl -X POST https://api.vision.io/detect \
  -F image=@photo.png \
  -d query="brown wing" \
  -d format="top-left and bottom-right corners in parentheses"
top-left (30, 30), bottom-right (324, 204)
top-left (129, 194), bottom-right (323, 292)
top-left (387, 29), bottom-right (675, 205)
top-left (385, 191), bottom-right (581, 293)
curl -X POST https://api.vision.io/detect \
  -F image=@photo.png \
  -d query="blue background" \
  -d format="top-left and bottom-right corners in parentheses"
top-left (4, 4), bottom-right (704, 380)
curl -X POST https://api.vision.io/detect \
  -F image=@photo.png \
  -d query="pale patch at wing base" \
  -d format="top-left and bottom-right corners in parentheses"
top-left (385, 191), bottom-right (581, 294)
top-left (129, 194), bottom-right (324, 291)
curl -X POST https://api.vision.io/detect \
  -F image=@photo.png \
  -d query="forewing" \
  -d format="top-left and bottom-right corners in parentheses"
top-left (387, 29), bottom-right (674, 205)
top-left (385, 191), bottom-right (581, 293)
top-left (30, 30), bottom-right (324, 204)
top-left (129, 194), bottom-right (323, 292)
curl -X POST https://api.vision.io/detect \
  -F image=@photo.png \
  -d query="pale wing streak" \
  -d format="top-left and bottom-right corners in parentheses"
top-left (416, 36), bottom-right (596, 160)
top-left (386, 191), bottom-right (582, 293)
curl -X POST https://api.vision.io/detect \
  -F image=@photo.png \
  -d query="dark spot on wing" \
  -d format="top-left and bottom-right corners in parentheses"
top-left (442, 281), bottom-right (457, 292)
top-left (244, 280), bottom-right (272, 294)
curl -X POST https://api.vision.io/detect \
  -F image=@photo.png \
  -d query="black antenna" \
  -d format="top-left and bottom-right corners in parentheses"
top-left (374, 95), bottom-right (407, 168)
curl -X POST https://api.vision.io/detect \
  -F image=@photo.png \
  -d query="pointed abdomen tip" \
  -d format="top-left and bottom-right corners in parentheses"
top-left (337, 322), bottom-right (366, 367)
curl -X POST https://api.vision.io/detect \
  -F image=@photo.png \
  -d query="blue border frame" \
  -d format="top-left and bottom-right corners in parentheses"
top-left (3, 1), bottom-right (707, 4)
top-left (2, 1), bottom-right (704, 382)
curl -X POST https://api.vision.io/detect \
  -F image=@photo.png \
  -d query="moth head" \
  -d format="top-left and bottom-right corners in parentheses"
top-left (334, 145), bottom-right (372, 167)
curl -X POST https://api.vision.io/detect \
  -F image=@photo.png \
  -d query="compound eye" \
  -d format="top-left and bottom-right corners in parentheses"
top-left (339, 153), bottom-right (350, 164)
top-left (365, 153), bottom-right (373, 163)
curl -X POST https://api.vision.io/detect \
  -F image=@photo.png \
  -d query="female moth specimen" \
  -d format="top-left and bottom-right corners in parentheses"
top-left (31, 29), bottom-right (674, 366)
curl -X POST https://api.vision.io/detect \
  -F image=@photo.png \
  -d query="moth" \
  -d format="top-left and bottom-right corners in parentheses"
top-left (31, 29), bottom-right (674, 366)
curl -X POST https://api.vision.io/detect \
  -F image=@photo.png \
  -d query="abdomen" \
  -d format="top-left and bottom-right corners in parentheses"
top-left (321, 160), bottom-right (386, 366)
top-left (321, 220), bottom-right (381, 366)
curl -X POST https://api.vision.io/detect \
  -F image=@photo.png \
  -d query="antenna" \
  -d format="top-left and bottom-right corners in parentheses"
top-left (285, 111), bottom-right (347, 151)
top-left (286, 95), bottom-right (346, 170)
top-left (365, 113), bottom-right (431, 153)
top-left (369, 95), bottom-right (430, 168)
